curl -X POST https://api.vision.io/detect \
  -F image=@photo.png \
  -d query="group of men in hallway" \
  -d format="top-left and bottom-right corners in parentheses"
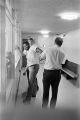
top-left (22, 37), bottom-right (65, 108)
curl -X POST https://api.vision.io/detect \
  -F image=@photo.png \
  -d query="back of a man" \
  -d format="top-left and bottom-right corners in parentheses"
top-left (40, 37), bottom-right (65, 108)
top-left (44, 45), bottom-right (65, 70)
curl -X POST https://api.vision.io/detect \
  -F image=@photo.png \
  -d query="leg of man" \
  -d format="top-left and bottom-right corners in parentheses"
top-left (32, 65), bottom-right (39, 97)
top-left (22, 68), bottom-right (29, 99)
top-left (23, 65), bottom-right (39, 103)
top-left (23, 66), bottom-right (35, 103)
top-left (50, 70), bottom-right (61, 108)
top-left (42, 70), bottom-right (51, 108)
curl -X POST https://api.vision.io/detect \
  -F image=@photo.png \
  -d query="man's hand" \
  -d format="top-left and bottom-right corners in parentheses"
top-left (23, 71), bottom-right (26, 76)
top-left (23, 67), bottom-right (28, 76)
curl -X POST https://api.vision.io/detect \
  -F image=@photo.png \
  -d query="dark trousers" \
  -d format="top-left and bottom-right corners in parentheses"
top-left (26, 68), bottom-right (29, 81)
top-left (22, 55), bottom-right (27, 67)
top-left (42, 69), bottom-right (61, 108)
top-left (27, 67), bottom-right (38, 96)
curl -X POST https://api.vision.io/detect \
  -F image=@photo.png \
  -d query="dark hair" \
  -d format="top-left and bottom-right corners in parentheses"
top-left (55, 37), bottom-right (63, 47)
top-left (23, 41), bottom-right (30, 50)
top-left (29, 38), bottom-right (33, 41)
top-left (28, 38), bottom-right (35, 43)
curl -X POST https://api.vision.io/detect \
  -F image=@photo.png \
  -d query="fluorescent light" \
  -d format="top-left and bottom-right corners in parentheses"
top-left (43, 34), bottom-right (49, 38)
top-left (58, 12), bottom-right (80, 20)
top-left (39, 30), bottom-right (50, 34)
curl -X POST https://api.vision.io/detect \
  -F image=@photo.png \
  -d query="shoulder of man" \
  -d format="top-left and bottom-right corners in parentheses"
top-left (32, 44), bottom-right (38, 50)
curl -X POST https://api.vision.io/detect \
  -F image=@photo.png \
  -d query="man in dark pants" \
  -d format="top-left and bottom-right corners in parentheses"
top-left (23, 67), bottom-right (39, 97)
top-left (40, 37), bottom-right (65, 108)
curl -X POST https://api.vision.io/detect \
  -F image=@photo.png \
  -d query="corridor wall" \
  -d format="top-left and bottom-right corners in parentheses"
top-left (0, 1), bottom-right (6, 99)
top-left (63, 29), bottom-right (80, 87)
top-left (63, 29), bottom-right (80, 65)
top-left (0, 0), bottom-right (21, 101)
top-left (0, 5), bottom-right (1, 93)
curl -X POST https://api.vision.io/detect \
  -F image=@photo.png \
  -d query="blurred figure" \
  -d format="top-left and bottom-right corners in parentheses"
top-left (40, 37), bottom-right (65, 108)
top-left (23, 38), bottom-right (42, 103)
top-left (22, 43), bottom-right (28, 67)
top-left (22, 42), bottom-right (30, 98)
top-left (23, 42), bottom-right (30, 64)
top-left (23, 43), bottom-right (27, 55)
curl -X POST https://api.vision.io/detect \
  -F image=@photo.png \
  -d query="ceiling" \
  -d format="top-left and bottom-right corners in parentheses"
top-left (14, 0), bottom-right (80, 34)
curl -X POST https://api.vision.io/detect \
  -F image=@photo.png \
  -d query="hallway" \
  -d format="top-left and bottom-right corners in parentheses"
top-left (0, 0), bottom-right (80, 120)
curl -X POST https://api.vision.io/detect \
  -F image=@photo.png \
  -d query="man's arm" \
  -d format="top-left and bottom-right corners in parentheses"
top-left (61, 54), bottom-right (68, 67)
top-left (62, 54), bottom-right (67, 64)
top-left (40, 50), bottom-right (46, 61)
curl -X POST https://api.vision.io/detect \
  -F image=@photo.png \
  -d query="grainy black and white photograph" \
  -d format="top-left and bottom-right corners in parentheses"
top-left (0, 0), bottom-right (80, 120)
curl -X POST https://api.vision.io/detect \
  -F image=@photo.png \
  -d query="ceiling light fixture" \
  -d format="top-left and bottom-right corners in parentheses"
top-left (43, 34), bottom-right (49, 38)
top-left (58, 12), bottom-right (80, 20)
top-left (39, 30), bottom-right (50, 34)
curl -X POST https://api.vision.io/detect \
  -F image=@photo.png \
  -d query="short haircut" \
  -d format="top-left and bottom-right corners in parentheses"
top-left (55, 37), bottom-right (63, 47)
top-left (29, 38), bottom-right (35, 43)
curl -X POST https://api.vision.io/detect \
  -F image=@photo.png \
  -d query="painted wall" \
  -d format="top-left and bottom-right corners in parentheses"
top-left (38, 34), bottom-right (55, 50)
top-left (0, 0), bottom-right (21, 100)
top-left (63, 29), bottom-right (80, 65)
top-left (0, 5), bottom-right (6, 96)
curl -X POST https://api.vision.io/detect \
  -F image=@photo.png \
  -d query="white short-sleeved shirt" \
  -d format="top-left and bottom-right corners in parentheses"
top-left (27, 44), bottom-right (39, 67)
top-left (40, 45), bottom-right (65, 70)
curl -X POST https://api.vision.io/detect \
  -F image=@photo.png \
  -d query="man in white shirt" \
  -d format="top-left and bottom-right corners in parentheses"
top-left (23, 38), bottom-right (42, 103)
top-left (40, 37), bottom-right (65, 108)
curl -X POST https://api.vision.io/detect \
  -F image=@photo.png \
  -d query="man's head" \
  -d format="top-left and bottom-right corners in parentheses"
top-left (54, 37), bottom-right (63, 47)
top-left (28, 38), bottom-right (35, 46)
